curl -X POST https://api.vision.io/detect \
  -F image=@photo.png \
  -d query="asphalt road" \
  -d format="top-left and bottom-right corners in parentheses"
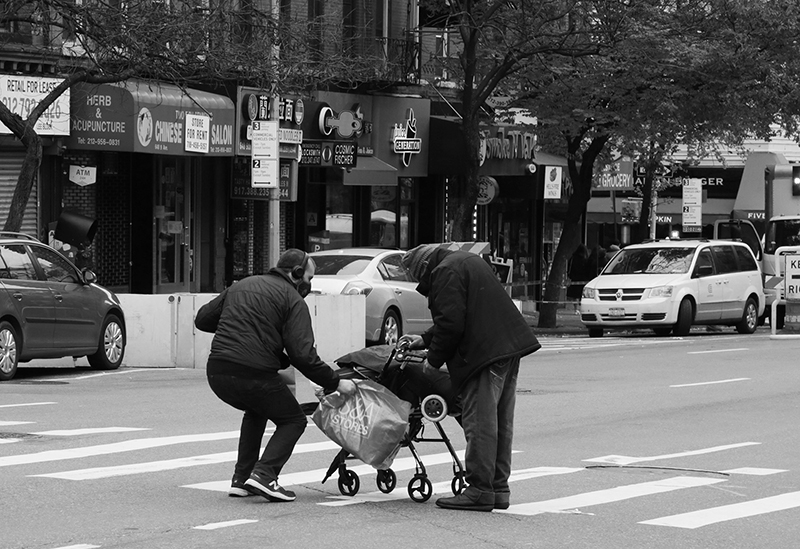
top-left (1, 328), bottom-right (799, 549)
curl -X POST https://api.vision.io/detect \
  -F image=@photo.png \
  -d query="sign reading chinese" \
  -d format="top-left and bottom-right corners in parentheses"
top-left (0, 76), bottom-right (70, 136)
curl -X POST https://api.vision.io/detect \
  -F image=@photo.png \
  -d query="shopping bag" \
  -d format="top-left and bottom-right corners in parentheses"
top-left (312, 379), bottom-right (411, 470)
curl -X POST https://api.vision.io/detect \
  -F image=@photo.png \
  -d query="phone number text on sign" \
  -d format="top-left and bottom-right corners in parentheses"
top-left (0, 76), bottom-right (70, 136)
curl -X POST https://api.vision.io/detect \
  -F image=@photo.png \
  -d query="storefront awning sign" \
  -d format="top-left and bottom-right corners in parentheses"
top-left (544, 166), bottom-right (563, 199)
top-left (0, 75), bottom-right (70, 136)
top-left (65, 80), bottom-right (235, 156)
top-left (68, 165), bottom-right (96, 186)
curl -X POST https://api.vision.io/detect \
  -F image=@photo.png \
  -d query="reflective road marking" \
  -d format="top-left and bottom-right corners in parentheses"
top-left (687, 348), bottom-right (748, 354)
top-left (194, 519), bottom-right (258, 530)
top-left (670, 378), bottom-right (750, 388)
top-left (640, 491), bottom-right (800, 529)
top-left (33, 427), bottom-right (151, 436)
top-left (0, 401), bottom-right (56, 408)
top-left (497, 476), bottom-right (726, 516)
top-left (584, 442), bottom-right (761, 465)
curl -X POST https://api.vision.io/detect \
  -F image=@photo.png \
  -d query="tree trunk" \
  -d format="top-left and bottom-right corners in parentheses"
top-left (4, 128), bottom-right (42, 233)
top-left (448, 113), bottom-right (481, 242)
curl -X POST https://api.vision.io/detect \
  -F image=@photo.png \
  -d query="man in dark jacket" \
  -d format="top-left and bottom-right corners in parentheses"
top-left (196, 249), bottom-right (355, 502)
top-left (399, 244), bottom-right (541, 511)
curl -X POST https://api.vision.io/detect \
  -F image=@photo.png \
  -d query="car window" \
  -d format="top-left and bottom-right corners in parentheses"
top-left (733, 245), bottom-right (758, 271)
top-left (0, 244), bottom-right (39, 280)
top-left (312, 255), bottom-right (372, 275)
top-left (604, 247), bottom-right (694, 274)
top-left (30, 246), bottom-right (80, 283)
top-left (379, 255), bottom-right (410, 282)
top-left (693, 249), bottom-right (715, 277)
top-left (711, 245), bottom-right (738, 274)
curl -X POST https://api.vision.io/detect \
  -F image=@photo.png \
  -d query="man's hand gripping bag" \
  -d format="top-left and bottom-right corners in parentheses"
top-left (312, 379), bottom-right (411, 469)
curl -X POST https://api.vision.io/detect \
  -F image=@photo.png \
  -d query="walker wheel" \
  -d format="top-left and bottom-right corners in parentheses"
top-left (408, 474), bottom-right (433, 502)
top-left (337, 469), bottom-right (360, 496)
top-left (421, 394), bottom-right (447, 422)
top-left (376, 469), bottom-right (397, 493)
top-left (451, 471), bottom-right (466, 495)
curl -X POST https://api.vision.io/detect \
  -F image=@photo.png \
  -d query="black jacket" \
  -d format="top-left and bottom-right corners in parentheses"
top-left (417, 249), bottom-right (541, 393)
top-left (196, 269), bottom-right (340, 391)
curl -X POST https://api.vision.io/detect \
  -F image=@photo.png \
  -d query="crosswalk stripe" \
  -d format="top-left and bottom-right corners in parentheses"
top-left (193, 519), bottom-right (258, 530)
top-left (185, 450), bottom-right (467, 493)
top-left (32, 428), bottom-right (151, 436)
top-left (0, 431), bottom-right (241, 468)
top-left (0, 420), bottom-right (34, 426)
top-left (640, 490), bottom-right (800, 529)
top-left (0, 401), bottom-right (56, 408)
top-left (496, 476), bottom-right (727, 516)
top-left (32, 440), bottom-right (339, 480)
top-left (584, 442), bottom-right (761, 465)
top-left (0, 439), bottom-right (20, 444)
top-left (319, 466), bottom-right (583, 507)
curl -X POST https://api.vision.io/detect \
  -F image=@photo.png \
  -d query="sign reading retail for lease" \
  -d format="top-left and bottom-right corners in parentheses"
top-left (184, 113), bottom-right (210, 153)
top-left (0, 75), bottom-right (70, 136)
top-left (543, 166), bottom-right (563, 199)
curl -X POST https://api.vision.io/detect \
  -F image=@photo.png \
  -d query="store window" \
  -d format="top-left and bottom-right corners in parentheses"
top-left (369, 185), bottom-right (398, 247)
top-left (307, 182), bottom-right (354, 251)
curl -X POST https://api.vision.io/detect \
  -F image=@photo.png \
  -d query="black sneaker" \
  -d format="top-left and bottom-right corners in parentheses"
top-left (228, 478), bottom-right (253, 498)
top-left (244, 473), bottom-right (296, 502)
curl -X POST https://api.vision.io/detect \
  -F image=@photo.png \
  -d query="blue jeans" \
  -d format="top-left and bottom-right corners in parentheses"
top-left (460, 355), bottom-right (520, 499)
top-left (207, 374), bottom-right (307, 482)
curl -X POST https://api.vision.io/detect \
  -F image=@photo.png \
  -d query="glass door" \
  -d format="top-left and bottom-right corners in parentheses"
top-left (154, 158), bottom-right (192, 293)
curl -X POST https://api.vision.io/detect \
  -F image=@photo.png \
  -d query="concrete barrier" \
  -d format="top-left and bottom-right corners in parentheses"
top-left (46, 293), bottom-right (366, 369)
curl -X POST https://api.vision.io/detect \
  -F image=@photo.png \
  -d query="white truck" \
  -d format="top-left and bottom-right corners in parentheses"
top-left (718, 156), bottom-right (800, 328)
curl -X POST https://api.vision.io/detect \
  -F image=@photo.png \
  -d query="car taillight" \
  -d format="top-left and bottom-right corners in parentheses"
top-left (342, 281), bottom-right (373, 296)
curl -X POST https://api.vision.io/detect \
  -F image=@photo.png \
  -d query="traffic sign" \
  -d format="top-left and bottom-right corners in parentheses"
top-left (785, 254), bottom-right (800, 302)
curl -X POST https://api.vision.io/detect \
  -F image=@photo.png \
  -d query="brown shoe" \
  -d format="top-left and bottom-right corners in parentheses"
top-left (436, 492), bottom-right (494, 512)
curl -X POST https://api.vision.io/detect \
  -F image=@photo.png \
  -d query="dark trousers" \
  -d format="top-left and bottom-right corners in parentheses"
top-left (207, 373), bottom-right (307, 482)
top-left (460, 355), bottom-right (520, 500)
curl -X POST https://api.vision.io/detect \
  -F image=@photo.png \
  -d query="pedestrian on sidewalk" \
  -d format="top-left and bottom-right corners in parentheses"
top-left (399, 244), bottom-right (541, 512)
top-left (196, 248), bottom-right (356, 502)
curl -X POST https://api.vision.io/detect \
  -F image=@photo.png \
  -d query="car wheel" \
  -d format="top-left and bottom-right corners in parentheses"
top-left (588, 328), bottom-right (603, 338)
top-left (0, 321), bottom-right (19, 382)
top-left (653, 327), bottom-right (672, 336)
top-left (673, 299), bottom-right (693, 336)
top-left (88, 314), bottom-right (125, 370)
top-left (736, 297), bottom-right (759, 334)
top-left (379, 310), bottom-right (401, 346)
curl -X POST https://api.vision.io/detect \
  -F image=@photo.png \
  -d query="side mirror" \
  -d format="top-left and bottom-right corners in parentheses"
top-left (83, 269), bottom-right (97, 284)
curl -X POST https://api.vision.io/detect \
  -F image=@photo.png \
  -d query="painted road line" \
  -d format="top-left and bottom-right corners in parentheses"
top-left (722, 467), bottom-right (787, 476)
top-left (497, 476), bottom-right (726, 516)
top-left (51, 545), bottom-right (100, 549)
top-left (670, 378), bottom-right (750, 388)
top-left (0, 439), bottom-right (20, 444)
top-left (0, 431), bottom-right (241, 468)
top-left (0, 401), bottom-right (56, 408)
top-left (32, 427), bottom-right (151, 436)
top-left (583, 442), bottom-right (761, 466)
top-left (319, 466), bottom-right (583, 507)
top-left (33, 440), bottom-right (338, 480)
top-left (0, 420), bottom-right (34, 426)
top-left (640, 490), bottom-right (800, 529)
top-left (193, 519), bottom-right (258, 530)
top-left (185, 450), bottom-right (469, 493)
top-left (687, 348), bottom-right (748, 354)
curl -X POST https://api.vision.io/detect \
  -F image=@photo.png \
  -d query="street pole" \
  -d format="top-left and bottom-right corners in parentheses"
top-left (268, 0), bottom-right (281, 267)
top-left (649, 183), bottom-right (657, 240)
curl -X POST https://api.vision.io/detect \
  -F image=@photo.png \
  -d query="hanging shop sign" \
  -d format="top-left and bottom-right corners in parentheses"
top-left (235, 86), bottom-right (304, 156)
top-left (477, 176), bottom-right (499, 205)
top-left (594, 159), bottom-right (634, 190)
top-left (0, 75), bottom-right (70, 136)
top-left (478, 126), bottom-right (536, 166)
top-left (184, 113), bottom-right (210, 154)
top-left (391, 109), bottom-right (422, 167)
top-left (300, 140), bottom-right (357, 168)
top-left (68, 165), bottom-right (97, 186)
top-left (543, 166), bottom-right (563, 199)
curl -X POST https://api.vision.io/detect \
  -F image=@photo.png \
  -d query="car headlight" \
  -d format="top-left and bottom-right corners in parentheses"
top-left (650, 286), bottom-right (673, 298)
top-left (342, 281), bottom-right (373, 296)
top-left (582, 287), bottom-right (596, 299)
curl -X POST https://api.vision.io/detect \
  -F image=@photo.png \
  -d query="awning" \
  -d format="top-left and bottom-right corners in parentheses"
top-left (532, 151), bottom-right (569, 167)
top-left (65, 80), bottom-right (235, 156)
top-left (343, 155), bottom-right (398, 186)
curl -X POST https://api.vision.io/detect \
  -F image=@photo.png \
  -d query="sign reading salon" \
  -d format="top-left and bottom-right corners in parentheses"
top-left (65, 81), bottom-right (235, 156)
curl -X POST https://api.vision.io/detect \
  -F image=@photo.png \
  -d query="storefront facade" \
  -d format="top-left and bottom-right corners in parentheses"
top-left (63, 80), bottom-right (235, 293)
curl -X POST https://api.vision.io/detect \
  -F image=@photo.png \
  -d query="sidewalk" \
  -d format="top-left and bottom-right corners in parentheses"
top-left (522, 307), bottom-right (587, 337)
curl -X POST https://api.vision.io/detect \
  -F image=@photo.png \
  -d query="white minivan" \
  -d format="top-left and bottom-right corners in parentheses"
top-left (579, 239), bottom-right (765, 337)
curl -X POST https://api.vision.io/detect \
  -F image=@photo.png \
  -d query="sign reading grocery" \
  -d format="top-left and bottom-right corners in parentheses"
top-left (0, 75), bottom-right (70, 136)
top-left (594, 159), bottom-right (634, 190)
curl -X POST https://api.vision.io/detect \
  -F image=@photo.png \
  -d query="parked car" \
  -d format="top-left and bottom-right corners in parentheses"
top-left (579, 239), bottom-right (765, 337)
top-left (309, 248), bottom-right (432, 345)
top-left (0, 233), bottom-right (126, 381)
